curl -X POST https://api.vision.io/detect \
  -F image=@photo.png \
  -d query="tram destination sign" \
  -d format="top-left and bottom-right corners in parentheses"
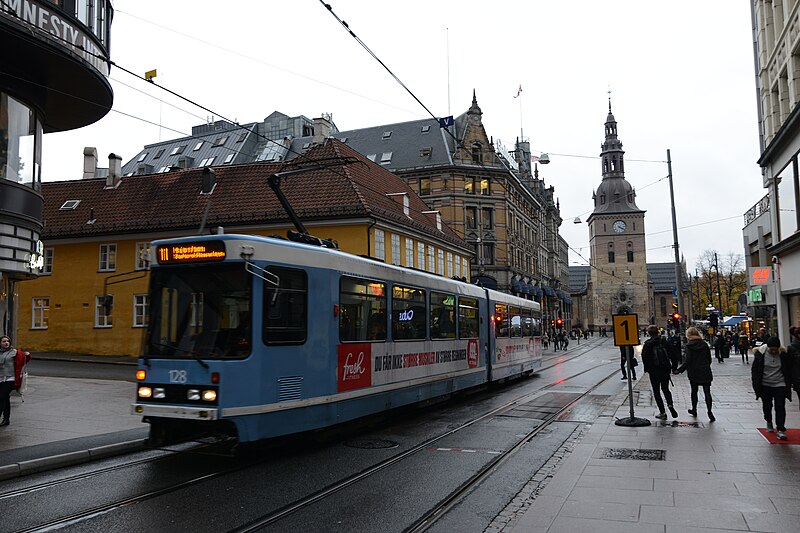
top-left (157, 241), bottom-right (226, 264)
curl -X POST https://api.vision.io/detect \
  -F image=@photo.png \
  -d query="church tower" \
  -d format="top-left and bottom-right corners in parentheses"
top-left (586, 101), bottom-right (648, 330)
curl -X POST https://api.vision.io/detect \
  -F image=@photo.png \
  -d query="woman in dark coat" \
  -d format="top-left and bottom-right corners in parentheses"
top-left (641, 325), bottom-right (677, 420)
top-left (752, 337), bottom-right (793, 440)
top-left (675, 327), bottom-right (714, 421)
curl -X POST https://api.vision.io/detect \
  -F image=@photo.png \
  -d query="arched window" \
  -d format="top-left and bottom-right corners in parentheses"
top-left (608, 242), bottom-right (615, 263)
top-left (627, 241), bottom-right (634, 262)
top-left (471, 142), bottom-right (483, 163)
top-left (660, 297), bottom-right (667, 316)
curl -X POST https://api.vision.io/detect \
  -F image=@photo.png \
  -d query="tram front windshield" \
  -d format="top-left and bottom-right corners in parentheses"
top-left (145, 264), bottom-right (251, 359)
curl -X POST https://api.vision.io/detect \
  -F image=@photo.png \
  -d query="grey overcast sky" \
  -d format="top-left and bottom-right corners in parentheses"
top-left (41, 1), bottom-right (763, 271)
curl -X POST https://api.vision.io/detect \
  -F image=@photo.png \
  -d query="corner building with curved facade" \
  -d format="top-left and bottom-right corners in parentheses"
top-left (1, 0), bottom-right (113, 336)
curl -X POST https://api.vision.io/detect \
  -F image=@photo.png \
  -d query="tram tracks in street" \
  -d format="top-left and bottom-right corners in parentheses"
top-left (5, 345), bottom-right (617, 532)
top-left (227, 362), bottom-right (619, 533)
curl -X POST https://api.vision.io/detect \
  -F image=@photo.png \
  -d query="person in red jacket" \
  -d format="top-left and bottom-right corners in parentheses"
top-left (0, 335), bottom-right (31, 426)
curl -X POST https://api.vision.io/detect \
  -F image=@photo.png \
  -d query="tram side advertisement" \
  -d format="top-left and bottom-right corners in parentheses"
top-left (337, 340), bottom-right (480, 392)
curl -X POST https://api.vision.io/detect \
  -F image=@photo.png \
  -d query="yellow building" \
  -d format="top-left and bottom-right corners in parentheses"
top-left (19, 139), bottom-right (472, 355)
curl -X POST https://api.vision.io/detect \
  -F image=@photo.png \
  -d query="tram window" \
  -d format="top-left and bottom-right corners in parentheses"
top-left (521, 310), bottom-right (533, 337)
top-left (509, 306), bottom-right (522, 337)
top-left (339, 277), bottom-right (386, 342)
top-left (430, 292), bottom-right (455, 339)
top-left (263, 266), bottom-right (307, 344)
top-left (458, 297), bottom-right (479, 339)
top-left (531, 315), bottom-right (542, 336)
top-left (392, 286), bottom-right (426, 340)
top-left (495, 304), bottom-right (509, 338)
top-left (147, 264), bottom-right (251, 359)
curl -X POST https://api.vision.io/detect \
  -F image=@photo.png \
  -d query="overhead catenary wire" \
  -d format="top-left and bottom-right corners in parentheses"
top-left (318, 1), bottom-right (461, 146)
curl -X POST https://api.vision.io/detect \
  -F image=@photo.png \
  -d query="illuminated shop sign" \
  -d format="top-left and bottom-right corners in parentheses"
top-left (156, 242), bottom-right (226, 264)
top-left (26, 239), bottom-right (44, 270)
top-left (749, 267), bottom-right (771, 285)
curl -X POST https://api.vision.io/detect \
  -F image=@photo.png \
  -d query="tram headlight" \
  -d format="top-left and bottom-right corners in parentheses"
top-left (138, 386), bottom-right (153, 398)
top-left (187, 389), bottom-right (200, 401)
top-left (202, 390), bottom-right (217, 402)
top-left (153, 387), bottom-right (166, 399)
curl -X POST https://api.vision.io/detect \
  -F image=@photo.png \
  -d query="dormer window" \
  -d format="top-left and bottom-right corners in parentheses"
top-left (471, 142), bottom-right (483, 163)
top-left (382, 131), bottom-right (392, 139)
top-left (380, 152), bottom-right (393, 164)
top-left (421, 125), bottom-right (431, 134)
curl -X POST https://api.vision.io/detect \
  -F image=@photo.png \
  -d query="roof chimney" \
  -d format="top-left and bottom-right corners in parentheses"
top-left (83, 147), bottom-right (98, 179)
top-left (106, 153), bottom-right (122, 188)
top-left (312, 115), bottom-right (332, 144)
top-left (201, 167), bottom-right (216, 195)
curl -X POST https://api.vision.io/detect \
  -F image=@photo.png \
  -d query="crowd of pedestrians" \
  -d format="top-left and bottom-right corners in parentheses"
top-left (629, 323), bottom-right (800, 440)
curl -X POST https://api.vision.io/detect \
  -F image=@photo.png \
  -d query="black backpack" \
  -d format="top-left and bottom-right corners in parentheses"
top-left (653, 340), bottom-right (671, 368)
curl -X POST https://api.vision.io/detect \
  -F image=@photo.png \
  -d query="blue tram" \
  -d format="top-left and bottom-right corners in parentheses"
top-left (132, 234), bottom-right (542, 444)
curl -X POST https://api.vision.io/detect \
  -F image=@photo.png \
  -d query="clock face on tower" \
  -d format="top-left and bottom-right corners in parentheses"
top-left (613, 220), bottom-right (627, 233)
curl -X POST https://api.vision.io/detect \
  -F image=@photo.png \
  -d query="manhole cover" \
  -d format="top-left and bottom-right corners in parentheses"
top-left (601, 447), bottom-right (666, 461)
top-left (656, 421), bottom-right (705, 428)
top-left (344, 439), bottom-right (399, 449)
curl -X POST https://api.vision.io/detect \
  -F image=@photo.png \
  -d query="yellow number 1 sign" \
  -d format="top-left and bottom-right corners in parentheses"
top-left (613, 314), bottom-right (640, 346)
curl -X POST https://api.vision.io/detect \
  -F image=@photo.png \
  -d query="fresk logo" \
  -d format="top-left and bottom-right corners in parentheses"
top-left (342, 351), bottom-right (366, 381)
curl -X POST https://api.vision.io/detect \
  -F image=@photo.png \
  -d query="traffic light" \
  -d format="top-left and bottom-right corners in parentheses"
top-left (708, 312), bottom-right (718, 328)
top-left (671, 312), bottom-right (681, 328)
top-left (556, 318), bottom-right (563, 328)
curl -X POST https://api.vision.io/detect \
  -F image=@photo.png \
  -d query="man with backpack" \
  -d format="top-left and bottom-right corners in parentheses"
top-left (642, 325), bottom-right (678, 420)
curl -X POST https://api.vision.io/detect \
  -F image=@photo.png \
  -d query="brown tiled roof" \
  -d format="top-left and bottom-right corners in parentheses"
top-left (41, 139), bottom-right (466, 248)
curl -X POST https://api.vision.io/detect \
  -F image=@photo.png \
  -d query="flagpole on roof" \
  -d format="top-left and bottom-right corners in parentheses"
top-left (515, 84), bottom-right (524, 139)
top-left (446, 27), bottom-right (451, 118)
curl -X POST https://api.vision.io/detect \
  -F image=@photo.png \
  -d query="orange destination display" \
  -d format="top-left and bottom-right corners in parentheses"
top-left (156, 241), bottom-right (226, 264)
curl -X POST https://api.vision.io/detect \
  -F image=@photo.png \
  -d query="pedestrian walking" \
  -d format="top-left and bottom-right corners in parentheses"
top-left (714, 333), bottom-right (727, 363)
top-left (619, 345), bottom-right (638, 381)
top-left (642, 325), bottom-right (678, 420)
top-left (0, 335), bottom-right (32, 427)
top-left (738, 333), bottom-right (750, 364)
top-left (751, 337), bottom-right (793, 440)
top-left (732, 332), bottom-right (740, 355)
top-left (675, 327), bottom-right (714, 421)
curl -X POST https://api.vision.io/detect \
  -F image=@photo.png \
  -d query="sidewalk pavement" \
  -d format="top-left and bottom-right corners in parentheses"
top-left (511, 354), bottom-right (800, 533)
top-left (0, 352), bottom-right (146, 481)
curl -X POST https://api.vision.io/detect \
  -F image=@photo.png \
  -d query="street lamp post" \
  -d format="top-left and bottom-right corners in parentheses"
top-left (713, 252), bottom-right (723, 317)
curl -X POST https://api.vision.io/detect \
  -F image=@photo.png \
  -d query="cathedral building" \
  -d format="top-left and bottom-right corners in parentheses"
top-left (570, 102), bottom-right (691, 333)
top-left (586, 102), bottom-right (649, 330)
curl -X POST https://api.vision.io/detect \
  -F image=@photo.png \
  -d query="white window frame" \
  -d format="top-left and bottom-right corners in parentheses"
top-left (417, 242), bottom-right (425, 270)
top-left (405, 239), bottom-right (414, 267)
top-left (99, 243), bottom-right (117, 272)
top-left (31, 297), bottom-right (49, 329)
top-left (135, 242), bottom-right (151, 270)
top-left (455, 255), bottom-right (461, 279)
top-left (95, 295), bottom-right (113, 328)
top-left (427, 245), bottom-right (435, 273)
top-left (40, 247), bottom-right (53, 275)
top-left (437, 250), bottom-right (445, 275)
top-left (446, 252), bottom-right (453, 278)
top-left (391, 234), bottom-right (400, 265)
top-left (375, 229), bottom-right (385, 260)
top-left (133, 294), bottom-right (149, 328)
